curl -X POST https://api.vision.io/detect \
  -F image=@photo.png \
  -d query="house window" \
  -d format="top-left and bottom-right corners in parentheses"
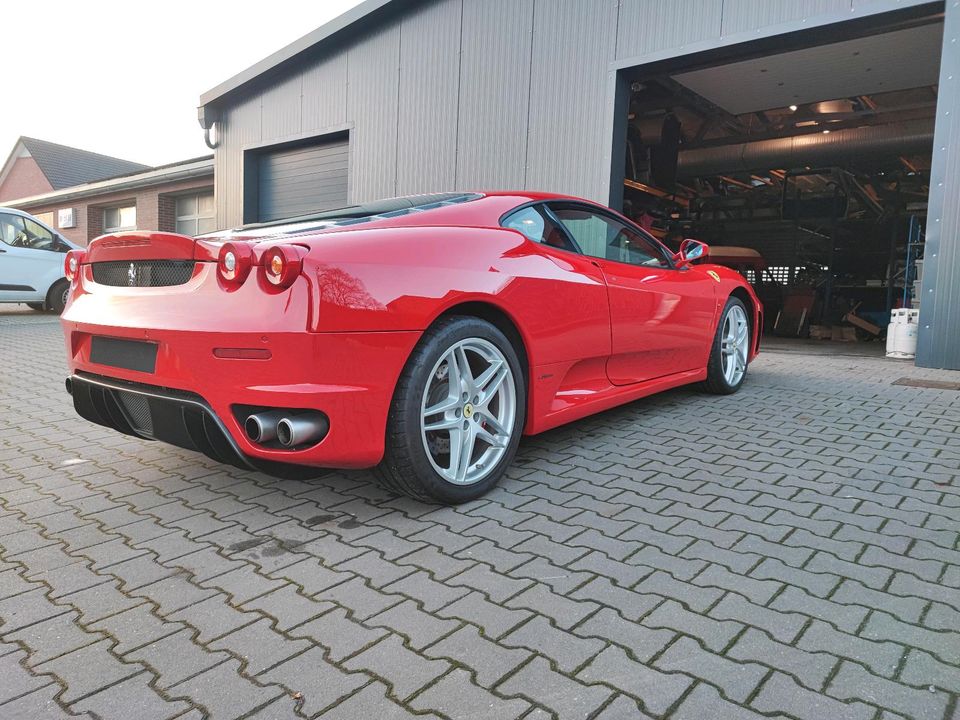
top-left (103, 205), bottom-right (136, 233)
top-left (34, 211), bottom-right (54, 227)
top-left (175, 192), bottom-right (215, 236)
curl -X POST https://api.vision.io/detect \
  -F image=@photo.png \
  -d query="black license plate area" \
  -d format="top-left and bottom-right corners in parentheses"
top-left (90, 336), bottom-right (158, 373)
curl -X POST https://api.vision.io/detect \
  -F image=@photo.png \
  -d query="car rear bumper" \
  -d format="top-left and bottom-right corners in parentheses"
top-left (61, 316), bottom-right (420, 471)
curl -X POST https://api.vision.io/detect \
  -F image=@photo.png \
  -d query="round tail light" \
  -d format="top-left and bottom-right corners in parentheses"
top-left (261, 245), bottom-right (302, 289)
top-left (64, 249), bottom-right (85, 283)
top-left (218, 242), bottom-right (253, 286)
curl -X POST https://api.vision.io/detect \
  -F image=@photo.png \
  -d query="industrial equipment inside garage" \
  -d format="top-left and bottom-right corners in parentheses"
top-left (619, 15), bottom-right (942, 354)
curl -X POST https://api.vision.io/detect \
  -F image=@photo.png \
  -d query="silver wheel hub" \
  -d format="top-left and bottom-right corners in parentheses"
top-left (420, 338), bottom-right (516, 485)
top-left (720, 304), bottom-right (749, 386)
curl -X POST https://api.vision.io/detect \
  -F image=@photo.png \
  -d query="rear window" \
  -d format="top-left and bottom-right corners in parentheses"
top-left (217, 193), bottom-right (483, 238)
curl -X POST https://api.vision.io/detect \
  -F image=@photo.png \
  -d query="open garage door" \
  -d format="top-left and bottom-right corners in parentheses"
top-left (616, 11), bottom-right (942, 361)
top-left (256, 137), bottom-right (349, 222)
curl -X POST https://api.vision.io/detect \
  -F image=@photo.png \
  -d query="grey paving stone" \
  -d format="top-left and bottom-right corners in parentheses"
top-left (501, 615), bottom-right (604, 673)
top-left (423, 624), bottom-right (531, 687)
top-left (87, 603), bottom-right (182, 655)
top-left (573, 607), bottom-right (674, 663)
top-left (862, 611), bottom-right (958, 665)
top-left (317, 681), bottom-right (441, 720)
top-left (899, 648), bottom-right (960, 694)
top-left (166, 595), bottom-right (257, 643)
top-left (70, 671), bottom-right (190, 720)
top-left (497, 656), bottom-right (611, 720)
top-left (655, 636), bottom-right (766, 703)
top-left (645, 599), bottom-right (742, 652)
top-left (751, 671), bottom-right (876, 720)
top-left (728, 628), bottom-right (836, 691)
top-left (0, 587), bottom-right (71, 633)
top-left (578, 644), bottom-right (692, 715)
top-left (6, 611), bottom-right (101, 665)
top-left (769, 585), bottom-right (868, 634)
top-left (410, 668), bottom-right (530, 719)
top-left (0, 683), bottom-right (96, 720)
top-left (831, 579), bottom-right (927, 624)
top-left (366, 599), bottom-right (460, 650)
top-left (673, 683), bottom-right (787, 720)
top-left (805, 551), bottom-right (892, 590)
top-left (827, 660), bottom-right (949, 720)
top-left (343, 633), bottom-right (449, 700)
top-left (292, 596), bottom-right (390, 658)
top-left (124, 629), bottom-right (231, 688)
top-left (381, 571), bottom-right (467, 613)
top-left (257, 647), bottom-right (368, 718)
top-left (506, 583), bottom-right (598, 629)
top-left (753, 558), bottom-right (842, 599)
top-left (692, 563), bottom-right (782, 605)
top-left (34, 639), bottom-right (141, 704)
top-left (710, 593), bottom-right (806, 644)
top-left (797, 620), bottom-right (904, 678)
top-left (635, 569), bottom-right (724, 612)
top-left (241, 583), bottom-right (333, 631)
top-left (435, 591), bottom-right (532, 640)
top-left (167, 658), bottom-right (284, 720)
top-left (509, 556), bottom-right (593, 594)
top-left (209, 617), bottom-right (310, 676)
top-left (447, 563), bottom-right (532, 603)
top-left (0, 649), bottom-right (53, 704)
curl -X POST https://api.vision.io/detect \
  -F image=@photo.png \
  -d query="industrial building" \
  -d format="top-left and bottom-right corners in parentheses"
top-left (197, 0), bottom-right (960, 370)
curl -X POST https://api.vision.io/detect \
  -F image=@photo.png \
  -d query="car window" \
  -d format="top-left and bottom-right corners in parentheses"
top-left (501, 205), bottom-right (577, 252)
top-left (0, 213), bottom-right (28, 248)
top-left (0, 214), bottom-right (58, 251)
top-left (551, 204), bottom-right (670, 268)
top-left (23, 218), bottom-right (57, 250)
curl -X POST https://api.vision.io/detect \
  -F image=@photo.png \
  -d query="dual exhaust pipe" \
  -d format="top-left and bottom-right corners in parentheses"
top-left (244, 410), bottom-right (329, 448)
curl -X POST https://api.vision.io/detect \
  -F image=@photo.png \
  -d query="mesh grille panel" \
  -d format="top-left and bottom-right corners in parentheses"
top-left (117, 392), bottom-right (154, 435)
top-left (92, 261), bottom-right (195, 287)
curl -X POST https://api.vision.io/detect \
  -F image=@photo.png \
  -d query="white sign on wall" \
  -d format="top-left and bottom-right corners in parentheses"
top-left (58, 208), bottom-right (77, 228)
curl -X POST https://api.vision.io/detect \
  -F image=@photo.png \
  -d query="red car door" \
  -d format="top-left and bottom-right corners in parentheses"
top-left (549, 203), bottom-right (716, 385)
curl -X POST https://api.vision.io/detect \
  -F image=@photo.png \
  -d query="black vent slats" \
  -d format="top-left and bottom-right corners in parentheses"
top-left (92, 260), bottom-right (195, 287)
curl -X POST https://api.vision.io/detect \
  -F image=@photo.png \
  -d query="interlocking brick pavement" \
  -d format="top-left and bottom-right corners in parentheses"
top-left (1, 306), bottom-right (959, 719)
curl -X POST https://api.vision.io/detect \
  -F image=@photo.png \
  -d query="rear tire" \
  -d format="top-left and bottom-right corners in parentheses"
top-left (47, 279), bottom-right (70, 315)
top-left (376, 316), bottom-right (526, 504)
top-left (26, 302), bottom-right (46, 311)
top-left (703, 296), bottom-right (751, 395)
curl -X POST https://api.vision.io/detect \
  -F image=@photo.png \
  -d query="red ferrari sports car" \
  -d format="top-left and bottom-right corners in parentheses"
top-left (61, 192), bottom-right (761, 503)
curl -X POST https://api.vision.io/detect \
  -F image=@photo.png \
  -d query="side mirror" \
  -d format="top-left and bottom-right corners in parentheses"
top-left (674, 238), bottom-right (709, 267)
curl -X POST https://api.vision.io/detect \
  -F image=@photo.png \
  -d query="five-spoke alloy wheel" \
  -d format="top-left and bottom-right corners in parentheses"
top-left (704, 296), bottom-right (751, 394)
top-left (378, 316), bottom-right (525, 503)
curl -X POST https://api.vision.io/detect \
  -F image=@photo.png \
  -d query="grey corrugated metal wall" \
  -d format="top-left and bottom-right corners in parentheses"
top-left (210, 0), bottom-right (959, 369)
top-left (215, 0), bottom-right (910, 230)
top-left (917, 2), bottom-right (960, 369)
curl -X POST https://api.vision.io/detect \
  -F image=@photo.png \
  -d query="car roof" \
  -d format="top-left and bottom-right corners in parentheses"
top-left (206, 191), bottom-right (587, 241)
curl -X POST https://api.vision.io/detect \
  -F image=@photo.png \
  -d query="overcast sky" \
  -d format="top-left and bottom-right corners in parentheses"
top-left (3, 0), bottom-right (363, 167)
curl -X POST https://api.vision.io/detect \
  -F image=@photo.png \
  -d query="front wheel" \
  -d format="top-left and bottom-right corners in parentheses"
top-left (703, 297), bottom-right (751, 394)
top-left (377, 316), bottom-right (526, 504)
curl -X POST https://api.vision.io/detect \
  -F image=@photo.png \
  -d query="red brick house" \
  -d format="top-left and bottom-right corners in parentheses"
top-left (0, 137), bottom-right (150, 203)
top-left (3, 143), bottom-right (215, 246)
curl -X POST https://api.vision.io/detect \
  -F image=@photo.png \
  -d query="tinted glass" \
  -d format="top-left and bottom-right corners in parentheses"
top-left (501, 205), bottom-right (577, 251)
top-left (551, 205), bottom-right (669, 268)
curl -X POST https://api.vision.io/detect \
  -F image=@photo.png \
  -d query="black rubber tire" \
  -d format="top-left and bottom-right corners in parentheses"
top-left (26, 302), bottom-right (46, 311)
top-left (46, 279), bottom-right (70, 315)
top-left (376, 316), bottom-right (526, 504)
top-left (703, 296), bottom-right (750, 395)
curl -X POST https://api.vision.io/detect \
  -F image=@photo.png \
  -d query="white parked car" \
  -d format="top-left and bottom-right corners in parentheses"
top-left (0, 207), bottom-right (78, 313)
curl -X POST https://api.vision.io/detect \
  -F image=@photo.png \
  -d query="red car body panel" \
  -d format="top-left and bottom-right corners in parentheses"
top-left (61, 192), bottom-right (761, 471)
